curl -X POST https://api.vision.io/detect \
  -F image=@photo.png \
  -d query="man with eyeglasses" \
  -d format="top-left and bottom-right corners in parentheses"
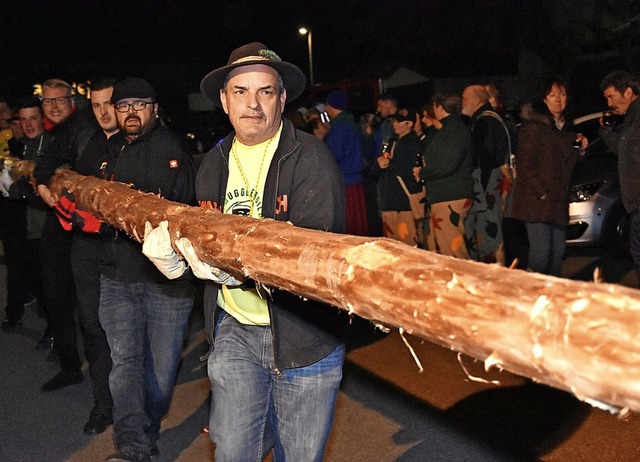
top-left (32, 77), bottom-right (120, 435)
top-left (33, 79), bottom-right (96, 391)
top-left (100, 77), bottom-right (195, 462)
top-left (33, 78), bottom-right (103, 395)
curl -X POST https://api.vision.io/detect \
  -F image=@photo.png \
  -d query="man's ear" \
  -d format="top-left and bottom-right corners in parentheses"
top-left (624, 87), bottom-right (635, 100)
top-left (280, 89), bottom-right (287, 114)
top-left (220, 89), bottom-right (230, 114)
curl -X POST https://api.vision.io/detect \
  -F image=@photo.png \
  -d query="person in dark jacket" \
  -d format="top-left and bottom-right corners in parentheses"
top-left (509, 78), bottom-right (586, 276)
top-left (371, 106), bottom-right (424, 246)
top-left (600, 70), bottom-right (640, 286)
top-left (461, 84), bottom-right (512, 264)
top-left (0, 97), bottom-right (50, 329)
top-left (66, 77), bottom-right (121, 436)
top-left (100, 78), bottom-right (196, 462)
top-left (143, 42), bottom-right (346, 462)
top-left (33, 78), bottom-right (95, 393)
top-left (44, 78), bottom-right (120, 435)
top-left (414, 92), bottom-right (475, 258)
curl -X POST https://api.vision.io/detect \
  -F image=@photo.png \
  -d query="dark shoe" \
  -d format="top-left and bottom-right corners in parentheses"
top-left (36, 328), bottom-right (54, 350)
top-left (105, 449), bottom-right (151, 462)
top-left (40, 369), bottom-right (83, 392)
top-left (83, 404), bottom-right (113, 435)
top-left (1, 317), bottom-right (22, 329)
top-left (46, 348), bottom-right (60, 363)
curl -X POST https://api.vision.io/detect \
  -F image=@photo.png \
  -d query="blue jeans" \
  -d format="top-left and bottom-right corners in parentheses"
top-left (525, 222), bottom-right (566, 276)
top-left (99, 275), bottom-right (194, 454)
top-left (209, 311), bottom-right (345, 462)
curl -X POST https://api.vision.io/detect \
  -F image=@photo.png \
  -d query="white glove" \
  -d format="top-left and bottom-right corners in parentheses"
top-left (584, 397), bottom-right (622, 415)
top-left (142, 221), bottom-right (188, 279)
top-left (0, 166), bottom-right (13, 197)
top-left (175, 237), bottom-right (244, 286)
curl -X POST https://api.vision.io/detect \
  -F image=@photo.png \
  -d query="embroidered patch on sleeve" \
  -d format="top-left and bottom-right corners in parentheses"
top-left (169, 159), bottom-right (179, 168)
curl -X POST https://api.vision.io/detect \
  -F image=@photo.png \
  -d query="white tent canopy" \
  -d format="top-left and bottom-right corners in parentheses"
top-left (384, 67), bottom-right (429, 89)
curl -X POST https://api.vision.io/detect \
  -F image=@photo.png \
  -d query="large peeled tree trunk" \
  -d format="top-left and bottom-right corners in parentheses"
top-left (45, 168), bottom-right (640, 414)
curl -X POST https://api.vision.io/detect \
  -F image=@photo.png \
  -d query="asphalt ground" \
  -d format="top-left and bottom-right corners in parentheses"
top-left (1, 246), bottom-right (639, 461)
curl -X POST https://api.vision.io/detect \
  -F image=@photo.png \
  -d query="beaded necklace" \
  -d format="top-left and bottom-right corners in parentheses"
top-left (230, 134), bottom-right (275, 217)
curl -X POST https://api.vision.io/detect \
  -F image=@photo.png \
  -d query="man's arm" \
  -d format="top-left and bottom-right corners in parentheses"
top-left (33, 113), bottom-right (91, 205)
top-left (33, 134), bottom-right (80, 206)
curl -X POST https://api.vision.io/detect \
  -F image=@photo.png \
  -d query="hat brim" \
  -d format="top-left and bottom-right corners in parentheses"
top-left (200, 60), bottom-right (306, 108)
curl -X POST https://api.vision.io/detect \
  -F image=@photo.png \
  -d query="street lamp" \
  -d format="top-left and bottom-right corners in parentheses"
top-left (298, 27), bottom-right (314, 87)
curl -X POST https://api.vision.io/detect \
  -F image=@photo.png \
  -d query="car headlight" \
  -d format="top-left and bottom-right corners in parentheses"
top-left (569, 181), bottom-right (605, 202)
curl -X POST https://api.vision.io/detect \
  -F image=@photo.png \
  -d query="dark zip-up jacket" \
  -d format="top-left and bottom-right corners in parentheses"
top-left (602, 97), bottom-right (640, 213)
top-left (33, 109), bottom-right (97, 186)
top-left (100, 120), bottom-right (196, 283)
top-left (196, 119), bottom-right (346, 370)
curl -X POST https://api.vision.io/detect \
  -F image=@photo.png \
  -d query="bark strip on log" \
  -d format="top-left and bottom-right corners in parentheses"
top-left (49, 168), bottom-right (640, 414)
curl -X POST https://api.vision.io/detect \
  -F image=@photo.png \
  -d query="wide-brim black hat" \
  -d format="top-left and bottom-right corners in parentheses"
top-left (200, 42), bottom-right (306, 108)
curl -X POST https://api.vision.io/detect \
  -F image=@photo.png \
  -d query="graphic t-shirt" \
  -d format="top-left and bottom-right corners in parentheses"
top-left (217, 124), bottom-right (282, 325)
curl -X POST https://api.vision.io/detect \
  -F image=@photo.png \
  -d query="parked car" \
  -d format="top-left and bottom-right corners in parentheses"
top-left (566, 112), bottom-right (630, 254)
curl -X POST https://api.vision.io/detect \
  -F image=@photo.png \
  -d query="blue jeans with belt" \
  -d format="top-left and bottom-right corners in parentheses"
top-left (99, 275), bottom-right (194, 455)
top-left (209, 310), bottom-right (345, 462)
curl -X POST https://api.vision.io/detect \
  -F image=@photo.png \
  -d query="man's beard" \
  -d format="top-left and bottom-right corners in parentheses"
top-left (123, 114), bottom-right (147, 137)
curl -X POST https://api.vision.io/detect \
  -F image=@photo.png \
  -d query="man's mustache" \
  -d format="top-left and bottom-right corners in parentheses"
top-left (241, 111), bottom-right (265, 119)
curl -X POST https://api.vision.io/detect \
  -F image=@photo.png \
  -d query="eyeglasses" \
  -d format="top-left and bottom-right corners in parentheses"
top-left (41, 96), bottom-right (71, 106)
top-left (114, 100), bottom-right (154, 113)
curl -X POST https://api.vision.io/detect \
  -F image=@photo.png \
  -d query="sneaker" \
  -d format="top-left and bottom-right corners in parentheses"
top-left (41, 369), bottom-right (83, 392)
top-left (105, 448), bottom-right (151, 462)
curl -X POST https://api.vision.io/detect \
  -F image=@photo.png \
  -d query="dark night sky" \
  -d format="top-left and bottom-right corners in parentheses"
top-left (3, 1), bottom-right (635, 118)
top-left (0, 1), bottom-right (519, 95)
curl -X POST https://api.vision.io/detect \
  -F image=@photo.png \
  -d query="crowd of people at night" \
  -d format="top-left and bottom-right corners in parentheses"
top-left (1, 38), bottom-right (639, 462)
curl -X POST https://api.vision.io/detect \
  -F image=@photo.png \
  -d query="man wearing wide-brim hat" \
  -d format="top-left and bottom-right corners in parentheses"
top-left (143, 42), bottom-right (347, 460)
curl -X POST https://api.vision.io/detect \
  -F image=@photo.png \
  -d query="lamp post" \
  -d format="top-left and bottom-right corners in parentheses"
top-left (298, 27), bottom-right (314, 87)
